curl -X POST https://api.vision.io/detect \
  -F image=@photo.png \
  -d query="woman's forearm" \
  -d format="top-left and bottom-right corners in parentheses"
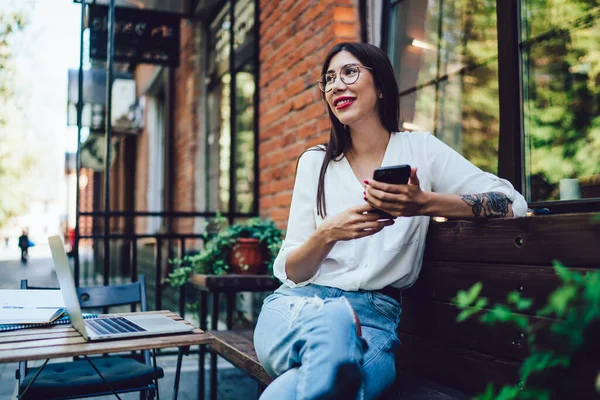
top-left (421, 191), bottom-right (514, 219)
top-left (284, 227), bottom-right (336, 284)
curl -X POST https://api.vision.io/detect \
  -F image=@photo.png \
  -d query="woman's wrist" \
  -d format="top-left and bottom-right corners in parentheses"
top-left (419, 191), bottom-right (438, 216)
top-left (315, 223), bottom-right (336, 245)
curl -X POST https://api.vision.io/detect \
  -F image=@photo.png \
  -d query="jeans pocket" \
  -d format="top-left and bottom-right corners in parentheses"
top-left (367, 292), bottom-right (402, 324)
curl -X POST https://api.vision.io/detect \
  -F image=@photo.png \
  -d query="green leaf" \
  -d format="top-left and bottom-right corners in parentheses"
top-left (507, 291), bottom-right (533, 311)
top-left (520, 352), bottom-right (569, 383)
top-left (475, 298), bottom-right (489, 309)
top-left (473, 383), bottom-right (495, 400)
top-left (481, 305), bottom-right (529, 329)
top-left (539, 285), bottom-right (577, 318)
top-left (520, 388), bottom-right (551, 400)
top-left (495, 385), bottom-right (520, 400)
top-left (455, 282), bottom-right (483, 308)
top-left (457, 307), bottom-right (480, 322)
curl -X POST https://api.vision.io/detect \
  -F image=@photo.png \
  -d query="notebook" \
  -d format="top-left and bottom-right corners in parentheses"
top-left (48, 235), bottom-right (194, 341)
top-left (0, 290), bottom-right (65, 324)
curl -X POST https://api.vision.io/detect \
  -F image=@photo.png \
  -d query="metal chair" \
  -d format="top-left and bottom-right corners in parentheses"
top-left (16, 275), bottom-right (164, 400)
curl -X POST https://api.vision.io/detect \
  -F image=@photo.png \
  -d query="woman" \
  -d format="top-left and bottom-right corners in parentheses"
top-left (254, 42), bottom-right (527, 400)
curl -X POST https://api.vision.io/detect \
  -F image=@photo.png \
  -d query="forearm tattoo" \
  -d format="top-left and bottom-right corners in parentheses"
top-left (460, 192), bottom-right (513, 218)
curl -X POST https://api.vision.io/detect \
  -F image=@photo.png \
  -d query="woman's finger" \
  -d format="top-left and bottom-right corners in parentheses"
top-left (354, 221), bottom-right (391, 238)
top-left (366, 186), bottom-right (395, 202)
top-left (360, 211), bottom-right (394, 222)
top-left (365, 179), bottom-right (407, 194)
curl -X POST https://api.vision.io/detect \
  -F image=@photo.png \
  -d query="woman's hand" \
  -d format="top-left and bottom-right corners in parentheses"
top-left (364, 167), bottom-right (428, 218)
top-left (318, 203), bottom-right (395, 243)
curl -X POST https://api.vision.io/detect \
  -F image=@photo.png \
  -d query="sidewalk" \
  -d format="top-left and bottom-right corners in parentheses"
top-left (0, 247), bottom-right (258, 400)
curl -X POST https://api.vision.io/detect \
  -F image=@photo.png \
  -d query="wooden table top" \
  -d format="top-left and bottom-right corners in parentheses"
top-left (189, 274), bottom-right (280, 292)
top-left (0, 311), bottom-right (212, 363)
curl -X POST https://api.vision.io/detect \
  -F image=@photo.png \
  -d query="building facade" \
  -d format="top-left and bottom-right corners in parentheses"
top-left (99, 0), bottom-right (599, 250)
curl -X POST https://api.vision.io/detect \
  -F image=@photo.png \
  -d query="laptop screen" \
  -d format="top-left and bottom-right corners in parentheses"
top-left (48, 235), bottom-right (89, 340)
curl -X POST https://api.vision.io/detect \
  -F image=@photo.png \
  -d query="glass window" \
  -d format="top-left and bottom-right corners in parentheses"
top-left (207, 6), bottom-right (231, 213)
top-left (205, 0), bottom-right (257, 215)
top-left (521, 1), bottom-right (600, 202)
top-left (388, 0), bottom-right (500, 174)
top-left (235, 65), bottom-right (256, 213)
top-left (234, 0), bottom-right (255, 50)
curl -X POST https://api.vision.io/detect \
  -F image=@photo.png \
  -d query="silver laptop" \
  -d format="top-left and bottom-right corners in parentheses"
top-left (49, 235), bottom-right (194, 341)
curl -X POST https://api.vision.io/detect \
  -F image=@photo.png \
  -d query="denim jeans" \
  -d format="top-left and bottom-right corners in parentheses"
top-left (254, 284), bottom-right (402, 400)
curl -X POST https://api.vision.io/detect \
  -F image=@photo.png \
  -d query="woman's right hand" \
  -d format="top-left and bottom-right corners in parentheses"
top-left (317, 203), bottom-right (395, 243)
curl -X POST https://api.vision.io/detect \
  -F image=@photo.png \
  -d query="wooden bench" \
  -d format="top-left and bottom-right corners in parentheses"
top-left (208, 213), bottom-right (600, 398)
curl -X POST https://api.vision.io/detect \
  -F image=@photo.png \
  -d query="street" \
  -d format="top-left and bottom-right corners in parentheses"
top-left (0, 242), bottom-right (59, 290)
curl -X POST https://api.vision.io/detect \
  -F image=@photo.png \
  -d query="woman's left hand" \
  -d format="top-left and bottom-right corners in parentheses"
top-left (364, 167), bottom-right (428, 218)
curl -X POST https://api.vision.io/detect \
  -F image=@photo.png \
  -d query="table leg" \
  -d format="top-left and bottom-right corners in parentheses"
top-left (17, 359), bottom-right (50, 400)
top-left (210, 291), bottom-right (219, 400)
top-left (173, 346), bottom-right (189, 400)
top-left (198, 291), bottom-right (208, 400)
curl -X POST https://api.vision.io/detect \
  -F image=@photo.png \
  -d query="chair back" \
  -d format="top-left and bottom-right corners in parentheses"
top-left (20, 276), bottom-right (147, 312)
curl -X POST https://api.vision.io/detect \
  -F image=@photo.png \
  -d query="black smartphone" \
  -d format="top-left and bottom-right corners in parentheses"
top-left (373, 164), bottom-right (411, 184)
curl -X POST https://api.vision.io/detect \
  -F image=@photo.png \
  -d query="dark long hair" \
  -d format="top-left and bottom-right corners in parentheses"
top-left (313, 42), bottom-right (400, 217)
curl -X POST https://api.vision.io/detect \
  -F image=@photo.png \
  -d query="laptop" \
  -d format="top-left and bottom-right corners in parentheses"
top-left (48, 235), bottom-right (194, 341)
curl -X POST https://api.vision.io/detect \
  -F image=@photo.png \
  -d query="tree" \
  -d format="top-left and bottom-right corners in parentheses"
top-left (0, 11), bottom-right (32, 231)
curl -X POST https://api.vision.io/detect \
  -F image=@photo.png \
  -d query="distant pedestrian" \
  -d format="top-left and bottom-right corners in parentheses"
top-left (18, 229), bottom-right (30, 264)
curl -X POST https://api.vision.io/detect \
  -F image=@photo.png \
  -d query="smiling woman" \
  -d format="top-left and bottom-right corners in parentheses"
top-left (252, 42), bottom-right (528, 400)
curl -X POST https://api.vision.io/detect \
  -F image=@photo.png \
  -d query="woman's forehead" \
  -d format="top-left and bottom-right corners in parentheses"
top-left (327, 51), bottom-right (361, 72)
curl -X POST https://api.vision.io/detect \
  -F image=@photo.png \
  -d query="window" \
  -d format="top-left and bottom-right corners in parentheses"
top-left (521, 0), bottom-right (600, 202)
top-left (376, 0), bottom-right (600, 210)
top-left (385, 0), bottom-right (500, 175)
top-left (206, 0), bottom-right (258, 217)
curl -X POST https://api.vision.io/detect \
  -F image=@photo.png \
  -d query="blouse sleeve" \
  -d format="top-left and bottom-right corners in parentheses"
top-left (425, 133), bottom-right (528, 217)
top-left (272, 150), bottom-right (322, 287)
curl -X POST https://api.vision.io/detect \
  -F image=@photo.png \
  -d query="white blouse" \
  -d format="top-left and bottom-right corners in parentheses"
top-left (273, 131), bottom-right (528, 291)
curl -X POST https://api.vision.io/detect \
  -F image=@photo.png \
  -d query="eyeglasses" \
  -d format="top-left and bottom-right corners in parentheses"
top-left (317, 63), bottom-right (373, 93)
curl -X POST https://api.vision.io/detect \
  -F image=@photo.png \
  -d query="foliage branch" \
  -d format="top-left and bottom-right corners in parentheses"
top-left (455, 261), bottom-right (600, 399)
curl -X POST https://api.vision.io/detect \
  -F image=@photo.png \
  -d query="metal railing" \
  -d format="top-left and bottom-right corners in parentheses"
top-left (75, 211), bottom-right (256, 317)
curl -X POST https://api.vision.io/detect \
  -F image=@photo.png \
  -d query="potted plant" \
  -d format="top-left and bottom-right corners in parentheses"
top-left (167, 215), bottom-right (284, 287)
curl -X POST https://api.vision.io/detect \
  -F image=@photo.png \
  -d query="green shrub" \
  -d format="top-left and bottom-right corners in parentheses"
top-left (455, 261), bottom-right (600, 399)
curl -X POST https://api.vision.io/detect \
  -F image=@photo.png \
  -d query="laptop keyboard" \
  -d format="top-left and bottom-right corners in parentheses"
top-left (85, 317), bottom-right (147, 335)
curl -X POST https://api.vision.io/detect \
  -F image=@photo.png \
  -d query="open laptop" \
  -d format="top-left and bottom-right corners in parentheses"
top-left (48, 235), bottom-right (194, 341)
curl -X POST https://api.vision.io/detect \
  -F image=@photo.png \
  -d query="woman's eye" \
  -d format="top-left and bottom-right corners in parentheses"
top-left (325, 75), bottom-right (335, 83)
top-left (343, 66), bottom-right (359, 76)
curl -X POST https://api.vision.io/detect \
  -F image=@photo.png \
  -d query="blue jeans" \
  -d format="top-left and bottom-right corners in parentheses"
top-left (254, 284), bottom-right (402, 400)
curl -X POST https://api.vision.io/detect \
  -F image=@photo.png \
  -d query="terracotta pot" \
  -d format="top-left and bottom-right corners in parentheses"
top-left (229, 238), bottom-right (268, 275)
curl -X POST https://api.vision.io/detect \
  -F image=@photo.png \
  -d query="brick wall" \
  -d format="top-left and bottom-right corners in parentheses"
top-left (172, 20), bottom-right (201, 234)
top-left (258, 0), bottom-right (360, 227)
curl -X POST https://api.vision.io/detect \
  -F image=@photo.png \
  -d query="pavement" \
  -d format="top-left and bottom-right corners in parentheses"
top-left (0, 244), bottom-right (258, 400)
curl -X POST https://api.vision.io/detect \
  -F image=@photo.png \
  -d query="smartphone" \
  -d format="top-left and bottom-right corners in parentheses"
top-left (373, 164), bottom-right (411, 184)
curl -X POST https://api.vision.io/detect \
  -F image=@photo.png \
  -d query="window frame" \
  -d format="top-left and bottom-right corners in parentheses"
top-left (203, 0), bottom-right (260, 221)
top-left (370, 0), bottom-right (600, 213)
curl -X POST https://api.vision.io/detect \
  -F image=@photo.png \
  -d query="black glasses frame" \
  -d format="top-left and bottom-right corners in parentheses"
top-left (317, 63), bottom-right (373, 93)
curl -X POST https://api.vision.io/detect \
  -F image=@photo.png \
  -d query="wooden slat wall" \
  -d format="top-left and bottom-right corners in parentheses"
top-left (424, 213), bottom-right (600, 267)
top-left (397, 213), bottom-right (600, 396)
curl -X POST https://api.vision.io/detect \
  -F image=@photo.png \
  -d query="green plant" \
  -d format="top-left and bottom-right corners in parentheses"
top-left (454, 261), bottom-right (600, 400)
top-left (167, 215), bottom-right (284, 287)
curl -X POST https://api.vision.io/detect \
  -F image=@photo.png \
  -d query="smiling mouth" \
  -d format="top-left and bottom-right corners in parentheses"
top-left (335, 98), bottom-right (355, 109)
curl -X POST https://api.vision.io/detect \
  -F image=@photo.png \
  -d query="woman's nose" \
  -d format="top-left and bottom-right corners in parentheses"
top-left (331, 76), bottom-right (347, 92)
